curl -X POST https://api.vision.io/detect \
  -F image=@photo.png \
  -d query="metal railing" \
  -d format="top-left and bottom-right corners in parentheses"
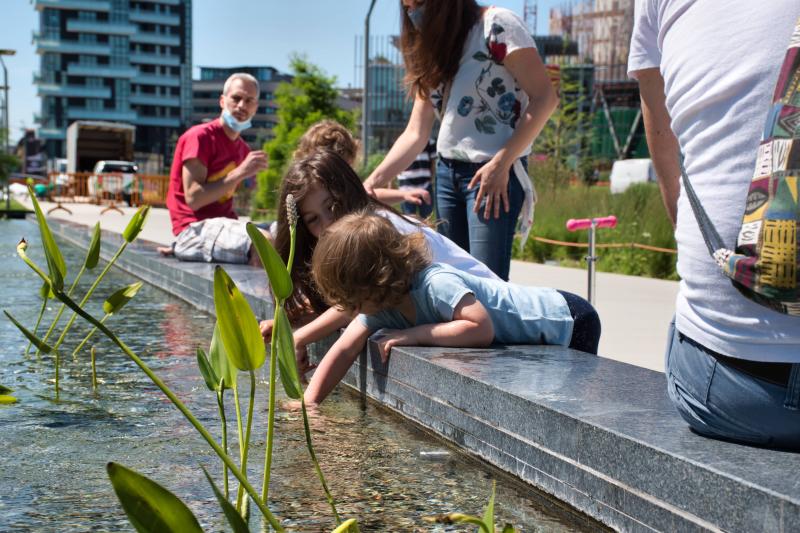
top-left (46, 172), bottom-right (170, 214)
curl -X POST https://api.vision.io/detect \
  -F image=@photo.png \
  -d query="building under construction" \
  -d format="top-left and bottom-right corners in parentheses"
top-left (546, 0), bottom-right (648, 163)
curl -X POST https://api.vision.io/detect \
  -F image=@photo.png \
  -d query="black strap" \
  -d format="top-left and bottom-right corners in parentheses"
top-left (679, 154), bottom-right (729, 256)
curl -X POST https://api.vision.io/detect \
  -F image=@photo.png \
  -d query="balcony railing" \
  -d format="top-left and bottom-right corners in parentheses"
top-left (39, 127), bottom-right (67, 139)
top-left (34, 0), bottom-right (111, 12)
top-left (66, 108), bottom-right (138, 121)
top-left (129, 52), bottom-right (181, 67)
top-left (129, 10), bottom-right (180, 26)
top-left (66, 19), bottom-right (136, 35)
top-left (131, 74), bottom-right (181, 87)
top-left (129, 93), bottom-right (181, 106)
top-left (66, 63), bottom-right (138, 78)
top-left (35, 38), bottom-right (112, 56)
top-left (133, 116), bottom-right (181, 127)
top-left (37, 83), bottom-right (112, 99)
top-left (134, 0), bottom-right (181, 5)
top-left (129, 32), bottom-right (180, 46)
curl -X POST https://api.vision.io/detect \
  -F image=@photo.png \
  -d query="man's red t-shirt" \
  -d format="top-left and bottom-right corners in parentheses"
top-left (166, 120), bottom-right (251, 235)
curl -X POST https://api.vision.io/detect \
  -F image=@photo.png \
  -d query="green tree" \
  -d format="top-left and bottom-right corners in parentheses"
top-left (254, 55), bottom-right (356, 213)
top-left (533, 65), bottom-right (592, 193)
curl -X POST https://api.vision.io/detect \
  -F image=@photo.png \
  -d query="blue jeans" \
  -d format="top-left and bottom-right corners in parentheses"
top-left (400, 182), bottom-right (434, 219)
top-left (665, 320), bottom-right (800, 449)
top-left (435, 157), bottom-right (525, 281)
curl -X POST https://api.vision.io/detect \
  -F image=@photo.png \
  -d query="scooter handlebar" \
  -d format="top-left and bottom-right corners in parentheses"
top-left (566, 215), bottom-right (617, 232)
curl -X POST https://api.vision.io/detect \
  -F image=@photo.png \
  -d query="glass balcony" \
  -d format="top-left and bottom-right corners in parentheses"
top-left (129, 10), bottom-right (181, 26)
top-left (34, 0), bottom-right (111, 12)
top-left (39, 127), bottom-right (67, 140)
top-left (66, 19), bottom-right (136, 35)
top-left (132, 74), bottom-right (181, 87)
top-left (67, 64), bottom-right (138, 78)
top-left (129, 52), bottom-right (181, 67)
top-left (37, 83), bottom-right (112, 98)
top-left (134, 0), bottom-right (181, 5)
top-left (35, 38), bottom-right (111, 56)
top-left (130, 93), bottom-right (181, 107)
top-left (66, 108), bottom-right (138, 121)
top-left (133, 116), bottom-right (181, 127)
top-left (130, 32), bottom-right (180, 46)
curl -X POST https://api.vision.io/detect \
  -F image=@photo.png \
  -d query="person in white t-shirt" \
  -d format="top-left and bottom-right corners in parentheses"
top-left (364, 1), bottom-right (557, 281)
top-left (629, 0), bottom-right (800, 448)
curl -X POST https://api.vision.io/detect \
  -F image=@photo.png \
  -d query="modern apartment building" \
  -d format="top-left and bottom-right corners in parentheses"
top-left (33, 0), bottom-right (192, 163)
top-left (191, 66), bottom-right (292, 149)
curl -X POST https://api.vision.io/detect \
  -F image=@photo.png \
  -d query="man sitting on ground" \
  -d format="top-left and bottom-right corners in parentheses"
top-left (160, 72), bottom-right (269, 264)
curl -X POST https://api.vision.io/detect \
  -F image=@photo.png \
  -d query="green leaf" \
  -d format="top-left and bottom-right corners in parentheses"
top-left (39, 281), bottom-right (53, 300)
top-left (4, 310), bottom-right (55, 354)
top-left (0, 395), bottom-right (18, 404)
top-left (106, 462), bottom-right (204, 533)
top-left (246, 223), bottom-right (292, 301)
top-left (123, 205), bottom-right (150, 243)
top-left (200, 466), bottom-right (249, 533)
top-left (500, 524), bottom-right (517, 533)
top-left (85, 222), bottom-right (102, 269)
top-left (209, 323), bottom-right (235, 390)
top-left (331, 518), bottom-right (360, 532)
top-left (482, 482), bottom-right (496, 533)
top-left (196, 347), bottom-right (218, 392)
top-left (423, 513), bottom-right (489, 531)
top-left (275, 308), bottom-right (302, 399)
top-left (0, 384), bottom-right (13, 394)
top-left (103, 282), bottom-right (143, 315)
top-left (213, 267), bottom-right (266, 371)
top-left (28, 185), bottom-right (66, 291)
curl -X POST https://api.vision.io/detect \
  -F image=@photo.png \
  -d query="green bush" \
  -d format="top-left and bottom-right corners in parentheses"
top-left (514, 178), bottom-right (678, 280)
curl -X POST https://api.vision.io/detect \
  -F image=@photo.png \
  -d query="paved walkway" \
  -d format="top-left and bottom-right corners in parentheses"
top-left (22, 198), bottom-right (677, 372)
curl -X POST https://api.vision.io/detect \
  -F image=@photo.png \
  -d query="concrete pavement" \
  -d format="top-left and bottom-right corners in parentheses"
top-left (22, 198), bottom-right (677, 372)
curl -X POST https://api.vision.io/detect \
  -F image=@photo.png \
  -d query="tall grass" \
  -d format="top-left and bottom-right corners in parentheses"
top-left (515, 181), bottom-right (678, 280)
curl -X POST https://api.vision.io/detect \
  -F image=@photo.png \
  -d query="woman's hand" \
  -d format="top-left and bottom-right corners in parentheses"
top-left (468, 156), bottom-right (513, 219)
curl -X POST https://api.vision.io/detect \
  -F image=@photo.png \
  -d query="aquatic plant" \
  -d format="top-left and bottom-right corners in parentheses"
top-left (0, 383), bottom-right (18, 404)
top-left (424, 482), bottom-right (517, 533)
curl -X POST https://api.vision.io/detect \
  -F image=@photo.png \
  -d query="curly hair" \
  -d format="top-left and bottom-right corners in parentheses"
top-left (311, 212), bottom-right (431, 313)
top-left (293, 120), bottom-right (359, 167)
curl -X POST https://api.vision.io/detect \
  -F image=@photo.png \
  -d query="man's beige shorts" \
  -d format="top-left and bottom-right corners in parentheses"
top-left (174, 218), bottom-right (250, 264)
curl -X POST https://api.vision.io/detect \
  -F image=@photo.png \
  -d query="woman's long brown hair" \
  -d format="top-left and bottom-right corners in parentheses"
top-left (275, 150), bottom-right (418, 319)
top-left (400, 0), bottom-right (482, 98)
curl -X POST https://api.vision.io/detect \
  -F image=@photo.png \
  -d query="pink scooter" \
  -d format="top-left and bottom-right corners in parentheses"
top-left (565, 216), bottom-right (617, 305)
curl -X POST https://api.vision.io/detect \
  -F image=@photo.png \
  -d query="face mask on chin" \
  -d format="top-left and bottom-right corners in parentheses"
top-left (221, 109), bottom-right (252, 133)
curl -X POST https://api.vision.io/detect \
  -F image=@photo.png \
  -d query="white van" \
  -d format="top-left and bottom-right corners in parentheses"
top-left (609, 158), bottom-right (656, 194)
top-left (88, 160), bottom-right (138, 206)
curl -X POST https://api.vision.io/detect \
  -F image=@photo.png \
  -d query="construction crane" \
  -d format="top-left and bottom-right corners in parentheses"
top-left (523, 0), bottom-right (538, 35)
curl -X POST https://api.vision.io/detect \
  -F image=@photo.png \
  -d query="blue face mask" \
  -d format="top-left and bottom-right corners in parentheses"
top-left (407, 5), bottom-right (425, 30)
top-left (221, 109), bottom-right (252, 133)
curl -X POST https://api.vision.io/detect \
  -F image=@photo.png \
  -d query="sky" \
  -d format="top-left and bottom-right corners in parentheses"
top-left (0, 0), bottom-right (563, 144)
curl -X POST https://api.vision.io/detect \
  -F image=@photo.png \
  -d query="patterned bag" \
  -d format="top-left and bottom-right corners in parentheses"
top-left (681, 18), bottom-right (800, 316)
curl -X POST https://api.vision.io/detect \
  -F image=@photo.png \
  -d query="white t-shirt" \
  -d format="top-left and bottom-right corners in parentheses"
top-left (628, 0), bottom-right (800, 361)
top-left (432, 7), bottom-right (537, 163)
top-left (377, 210), bottom-right (501, 281)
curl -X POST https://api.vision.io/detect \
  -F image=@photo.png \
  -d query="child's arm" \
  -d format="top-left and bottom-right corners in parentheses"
top-left (373, 294), bottom-right (494, 362)
top-left (374, 187), bottom-right (431, 207)
top-left (294, 306), bottom-right (354, 373)
top-left (304, 319), bottom-right (372, 406)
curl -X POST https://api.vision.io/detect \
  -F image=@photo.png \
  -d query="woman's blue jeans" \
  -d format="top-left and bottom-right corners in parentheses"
top-left (435, 157), bottom-right (525, 281)
top-left (665, 319), bottom-right (800, 450)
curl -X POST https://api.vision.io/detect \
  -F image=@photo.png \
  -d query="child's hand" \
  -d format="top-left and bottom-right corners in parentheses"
top-left (259, 319), bottom-right (274, 342)
top-left (295, 342), bottom-right (317, 379)
top-left (373, 329), bottom-right (417, 363)
top-left (401, 187), bottom-right (431, 206)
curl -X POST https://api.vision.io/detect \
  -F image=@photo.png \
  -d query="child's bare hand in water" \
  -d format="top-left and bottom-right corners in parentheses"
top-left (259, 319), bottom-right (274, 342)
top-left (373, 329), bottom-right (417, 363)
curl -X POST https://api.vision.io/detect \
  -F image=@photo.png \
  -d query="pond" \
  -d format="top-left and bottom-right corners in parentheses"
top-left (0, 219), bottom-right (598, 532)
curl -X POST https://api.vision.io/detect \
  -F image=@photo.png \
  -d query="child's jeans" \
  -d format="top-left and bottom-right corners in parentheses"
top-left (557, 290), bottom-right (601, 355)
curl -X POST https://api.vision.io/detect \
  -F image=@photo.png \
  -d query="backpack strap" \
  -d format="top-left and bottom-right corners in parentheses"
top-left (679, 154), bottom-right (728, 257)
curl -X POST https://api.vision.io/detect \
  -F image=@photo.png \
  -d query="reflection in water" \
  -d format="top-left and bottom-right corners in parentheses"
top-left (0, 220), bottom-right (593, 532)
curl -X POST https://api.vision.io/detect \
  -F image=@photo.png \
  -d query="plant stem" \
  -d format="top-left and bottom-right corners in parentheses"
top-left (91, 346), bottom-right (97, 391)
top-left (54, 349), bottom-right (60, 400)
top-left (233, 382), bottom-right (245, 510)
top-left (217, 390), bottom-right (229, 499)
top-left (301, 397), bottom-right (340, 524)
top-left (73, 314), bottom-right (109, 358)
top-left (236, 370), bottom-right (256, 512)
top-left (261, 317), bottom-right (279, 503)
top-left (25, 295), bottom-right (48, 357)
top-left (50, 287), bottom-right (284, 531)
top-left (38, 263), bottom-right (86, 356)
top-left (52, 243), bottom-right (126, 351)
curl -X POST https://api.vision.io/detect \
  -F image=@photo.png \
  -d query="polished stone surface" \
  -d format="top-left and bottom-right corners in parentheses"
top-left (44, 215), bottom-right (800, 533)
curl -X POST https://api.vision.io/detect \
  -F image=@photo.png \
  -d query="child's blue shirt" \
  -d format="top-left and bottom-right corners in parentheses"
top-left (357, 263), bottom-right (574, 346)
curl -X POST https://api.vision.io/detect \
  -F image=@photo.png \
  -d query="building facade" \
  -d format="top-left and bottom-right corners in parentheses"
top-left (34, 0), bottom-right (192, 164)
top-left (191, 66), bottom-right (291, 149)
